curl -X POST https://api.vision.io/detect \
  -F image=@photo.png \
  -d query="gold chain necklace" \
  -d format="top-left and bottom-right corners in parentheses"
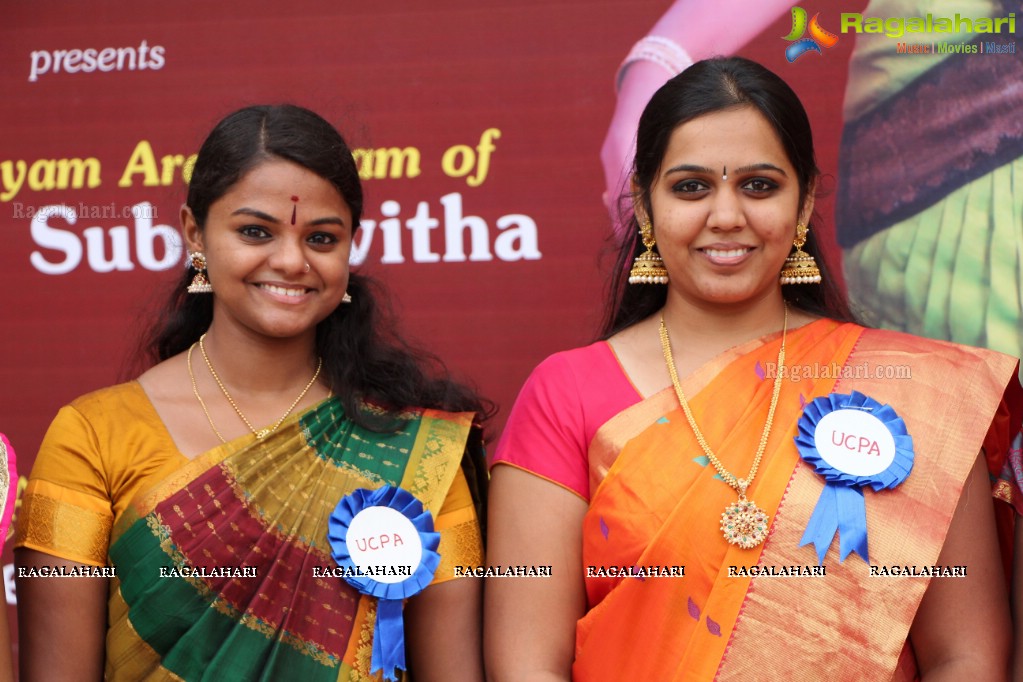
top-left (658, 305), bottom-right (788, 549)
top-left (188, 342), bottom-right (229, 443)
top-left (190, 333), bottom-right (323, 441)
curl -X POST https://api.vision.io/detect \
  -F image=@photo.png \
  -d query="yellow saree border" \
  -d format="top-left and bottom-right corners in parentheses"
top-left (717, 329), bottom-right (1020, 681)
top-left (401, 408), bottom-right (474, 518)
top-left (15, 478), bottom-right (113, 566)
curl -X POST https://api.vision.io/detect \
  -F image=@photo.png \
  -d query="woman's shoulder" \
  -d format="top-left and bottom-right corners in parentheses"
top-left (532, 341), bottom-right (619, 379)
top-left (811, 317), bottom-right (1016, 367)
top-left (37, 381), bottom-right (159, 480)
top-left (857, 326), bottom-right (1020, 373)
top-left (850, 327), bottom-right (1022, 419)
top-left (519, 341), bottom-right (637, 408)
top-left (68, 381), bottom-right (148, 416)
top-left (514, 340), bottom-right (639, 426)
top-left (365, 401), bottom-right (476, 430)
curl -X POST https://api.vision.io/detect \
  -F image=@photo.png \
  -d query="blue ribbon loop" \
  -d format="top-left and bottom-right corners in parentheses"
top-left (795, 391), bottom-right (913, 565)
top-left (327, 485), bottom-right (439, 681)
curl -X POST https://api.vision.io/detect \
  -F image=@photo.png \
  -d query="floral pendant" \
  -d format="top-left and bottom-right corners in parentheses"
top-left (720, 498), bottom-right (769, 549)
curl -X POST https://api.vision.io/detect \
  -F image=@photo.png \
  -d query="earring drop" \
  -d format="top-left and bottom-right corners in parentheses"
top-left (628, 220), bottom-right (669, 285)
top-left (187, 252), bottom-right (213, 293)
top-left (780, 223), bottom-right (822, 285)
top-left (342, 292), bottom-right (352, 304)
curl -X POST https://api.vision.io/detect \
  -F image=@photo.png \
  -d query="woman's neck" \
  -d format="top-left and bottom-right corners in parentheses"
top-left (199, 323), bottom-right (322, 397)
top-left (660, 291), bottom-right (792, 351)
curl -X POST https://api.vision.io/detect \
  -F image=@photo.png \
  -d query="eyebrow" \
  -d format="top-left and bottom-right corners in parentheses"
top-left (232, 207), bottom-right (280, 222)
top-left (231, 207), bottom-right (347, 227)
top-left (662, 163), bottom-right (788, 177)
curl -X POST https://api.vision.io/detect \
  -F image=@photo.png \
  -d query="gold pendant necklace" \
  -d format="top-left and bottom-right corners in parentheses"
top-left (658, 305), bottom-right (788, 549)
top-left (189, 333), bottom-right (323, 442)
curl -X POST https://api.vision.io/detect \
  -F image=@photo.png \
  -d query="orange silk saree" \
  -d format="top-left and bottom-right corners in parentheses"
top-left (575, 319), bottom-right (1020, 681)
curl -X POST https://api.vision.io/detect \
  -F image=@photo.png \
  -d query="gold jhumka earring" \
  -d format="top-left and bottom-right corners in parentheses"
top-left (779, 223), bottom-right (821, 285)
top-left (628, 220), bottom-right (669, 285)
top-left (187, 252), bottom-right (213, 293)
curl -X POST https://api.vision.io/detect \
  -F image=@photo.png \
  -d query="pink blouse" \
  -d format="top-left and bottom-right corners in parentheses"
top-left (490, 342), bottom-right (641, 501)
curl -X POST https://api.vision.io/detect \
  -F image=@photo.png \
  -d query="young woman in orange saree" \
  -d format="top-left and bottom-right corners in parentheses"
top-left (485, 58), bottom-right (1021, 681)
top-left (15, 105), bottom-right (487, 682)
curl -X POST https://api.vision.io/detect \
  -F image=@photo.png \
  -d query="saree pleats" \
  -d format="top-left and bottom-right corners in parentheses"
top-left (106, 399), bottom-right (472, 681)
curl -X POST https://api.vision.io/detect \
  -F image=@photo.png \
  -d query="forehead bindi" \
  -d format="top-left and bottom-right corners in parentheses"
top-left (291, 195), bottom-right (298, 225)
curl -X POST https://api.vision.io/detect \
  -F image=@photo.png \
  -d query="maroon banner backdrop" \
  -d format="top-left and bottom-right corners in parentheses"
top-left (3, 0), bottom-right (1018, 667)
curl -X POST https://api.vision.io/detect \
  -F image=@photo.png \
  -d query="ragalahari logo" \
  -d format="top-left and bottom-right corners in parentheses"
top-left (783, 7), bottom-right (839, 61)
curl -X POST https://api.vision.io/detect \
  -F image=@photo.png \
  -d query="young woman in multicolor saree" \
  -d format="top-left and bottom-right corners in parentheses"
top-left (0, 434), bottom-right (18, 682)
top-left (485, 58), bottom-right (1023, 681)
top-left (14, 105), bottom-right (487, 682)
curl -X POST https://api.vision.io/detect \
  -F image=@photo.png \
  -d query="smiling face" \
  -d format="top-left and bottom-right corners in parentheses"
top-left (642, 105), bottom-right (813, 310)
top-left (183, 158), bottom-right (353, 342)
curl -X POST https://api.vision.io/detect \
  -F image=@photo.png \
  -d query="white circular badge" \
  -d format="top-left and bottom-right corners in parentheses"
top-left (346, 506), bottom-right (423, 584)
top-left (813, 408), bottom-right (896, 477)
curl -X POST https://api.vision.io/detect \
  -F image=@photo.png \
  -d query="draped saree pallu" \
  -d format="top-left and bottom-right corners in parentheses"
top-left (100, 399), bottom-right (474, 681)
top-left (573, 320), bottom-right (1021, 682)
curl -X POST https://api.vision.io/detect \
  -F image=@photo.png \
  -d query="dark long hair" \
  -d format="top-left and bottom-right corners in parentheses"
top-left (602, 57), bottom-right (854, 336)
top-left (143, 105), bottom-right (492, 429)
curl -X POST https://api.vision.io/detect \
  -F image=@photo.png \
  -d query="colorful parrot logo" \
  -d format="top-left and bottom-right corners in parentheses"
top-left (783, 7), bottom-right (839, 62)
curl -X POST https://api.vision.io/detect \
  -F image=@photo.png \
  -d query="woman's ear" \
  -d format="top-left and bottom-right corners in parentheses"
top-left (629, 176), bottom-right (649, 227)
top-left (798, 180), bottom-right (817, 226)
top-left (181, 205), bottom-right (204, 253)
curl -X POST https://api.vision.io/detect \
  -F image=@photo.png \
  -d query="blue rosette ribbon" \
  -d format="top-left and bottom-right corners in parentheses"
top-left (794, 391), bottom-right (914, 565)
top-left (327, 485), bottom-right (440, 681)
